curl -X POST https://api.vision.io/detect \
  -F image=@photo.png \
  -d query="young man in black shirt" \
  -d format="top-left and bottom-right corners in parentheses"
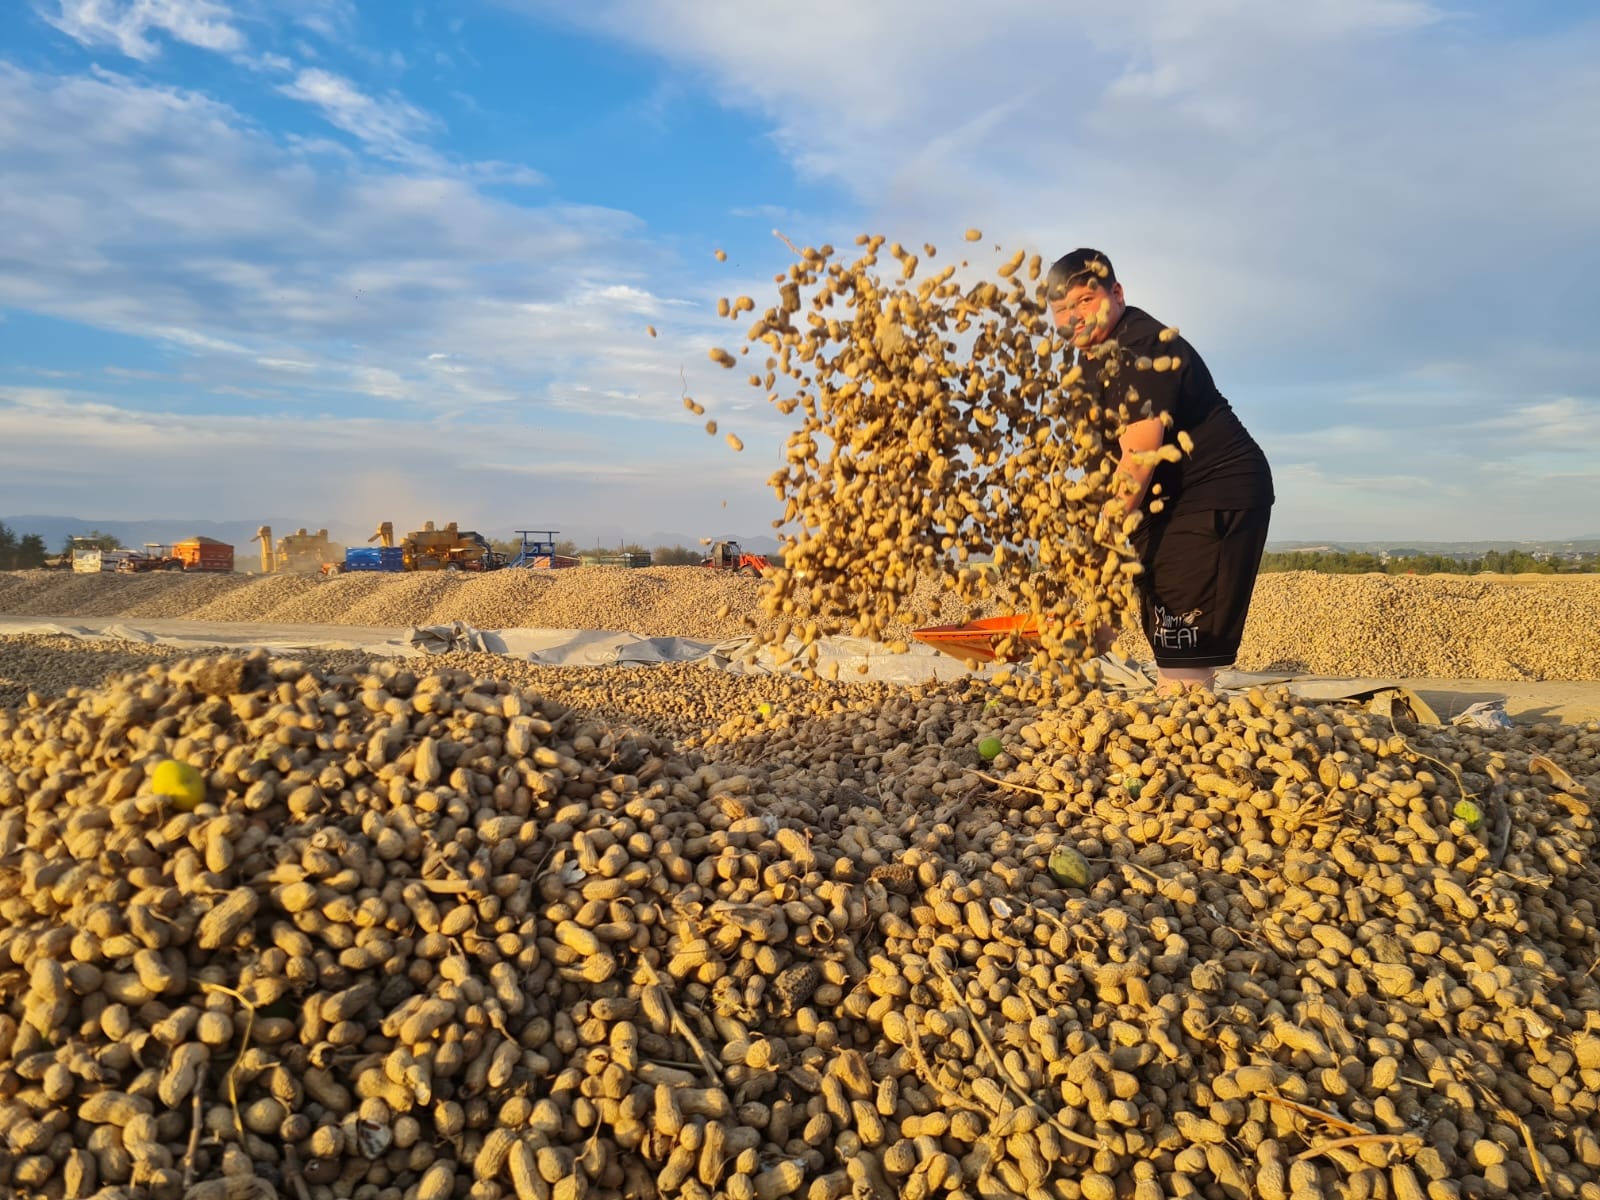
top-left (1044, 248), bottom-right (1274, 694)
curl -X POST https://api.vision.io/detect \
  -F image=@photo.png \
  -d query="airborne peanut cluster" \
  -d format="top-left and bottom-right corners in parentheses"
top-left (704, 232), bottom-right (1160, 685)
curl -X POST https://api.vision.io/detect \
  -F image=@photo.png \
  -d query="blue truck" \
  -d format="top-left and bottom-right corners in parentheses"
top-left (340, 546), bottom-right (405, 572)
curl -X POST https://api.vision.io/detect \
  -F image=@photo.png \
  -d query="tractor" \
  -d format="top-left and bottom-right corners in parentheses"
top-left (701, 540), bottom-right (772, 577)
top-left (115, 544), bottom-right (185, 573)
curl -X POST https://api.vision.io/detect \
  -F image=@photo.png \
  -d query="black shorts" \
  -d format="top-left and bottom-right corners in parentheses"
top-left (1129, 507), bottom-right (1271, 669)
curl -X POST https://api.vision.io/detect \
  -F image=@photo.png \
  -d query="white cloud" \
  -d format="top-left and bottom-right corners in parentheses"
top-left (269, 68), bottom-right (546, 182)
top-left (579, 283), bottom-right (669, 316)
top-left (1261, 453), bottom-right (1597, 543)
top-left (278, 0), bottom-right (354, 42)
top-left (12, 4), bottom-right (1600, 542)
top-left (463, 160), bottom-right (547, 187)
top-left (241, 50), bottom-right (294, 72)
top-left (0, 59), bottom-right (771, 515)
top-left (149, 325), bottom-right (254, 355)
top-left (509, 1), bottom-right (1600, 383)
top-left (277, 67), bottom-right (438, 159)
top-left (0, 387), bottom-right (774, 536)
top-left (1478, 397), bottom-right (1600, 451)
top-left (499, 0), bottom-right (1600, 540)
top-left (40, 0), bottom-right (246, 60)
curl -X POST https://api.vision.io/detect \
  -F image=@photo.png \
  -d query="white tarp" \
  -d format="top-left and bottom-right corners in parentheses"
top-left (0, 615), bottom-right (991, 683)
top-left (0, 617), bottom-right (416, 654)
top-left (0, 617), bottom-right (720, 668)
top-left (0, 614), bottom-right (1468, 719)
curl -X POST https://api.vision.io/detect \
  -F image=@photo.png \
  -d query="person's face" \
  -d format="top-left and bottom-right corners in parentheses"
top-left (1050, 280), bottom-right (1125, 349)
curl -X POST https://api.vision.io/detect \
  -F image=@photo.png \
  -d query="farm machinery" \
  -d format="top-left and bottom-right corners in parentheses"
top-left (255, 526), bottom-right (343, 574)
top-left (701, 539), bottom-right (773, 577)
top-left (69, 537), bottom-right (134, 573)
top-left (111, 537), bottom-right (236, 574)
top-left (115, 544), bottom-right (185, 573)
top-left (336, 521), bottom-right (506, 573)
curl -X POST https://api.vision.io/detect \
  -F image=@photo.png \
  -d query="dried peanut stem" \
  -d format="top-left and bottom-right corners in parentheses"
top-left (1292, 1133), bottom-right (1423, 1163)
top-left (927, 953), bottom-right (1103, 1152)
top-left (1262, 1092), bottom-right (1368, 1136)
top-left (636, 960), bottom-right (722, 1086)
top-left (181, 1075), bottom-right (203, 1189)
top-left (201, 981), bottom-right (256, 1143)
top-left (282, 1145), bottom-right (313, 1200)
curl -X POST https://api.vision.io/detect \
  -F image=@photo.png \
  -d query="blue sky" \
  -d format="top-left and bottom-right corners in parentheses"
top-left (1, 0), bottom-right (1597, 546)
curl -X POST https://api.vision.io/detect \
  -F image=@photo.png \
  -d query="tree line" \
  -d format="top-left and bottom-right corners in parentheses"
top-left (0, 528), bottom-right (145, 570)
top-left (0, 522), bottom-right (50, 570)
top-left (1259, 549), bottom-right (1600, 575)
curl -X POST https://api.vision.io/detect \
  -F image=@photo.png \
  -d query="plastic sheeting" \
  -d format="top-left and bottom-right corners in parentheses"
top-left (0, 614), bottom-right (1469, 721)
top-left (0, 617), bottom-right (720, 669)
top-left (0, 617), bottom-right (416, 655)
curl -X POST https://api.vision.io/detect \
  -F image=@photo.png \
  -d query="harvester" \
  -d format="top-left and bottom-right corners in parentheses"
top-left (254, 526), bottom-right (343, 573)
top-left (701, 539), bottom-right (773, 577)
top-left (400, 521), bottom-right (504, 572)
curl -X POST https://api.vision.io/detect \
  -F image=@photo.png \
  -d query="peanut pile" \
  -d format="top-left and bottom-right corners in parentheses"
top-left (3, 569), bottom-right (1597, 682)
top-left (2, 651), bottom-right (1599, 1200)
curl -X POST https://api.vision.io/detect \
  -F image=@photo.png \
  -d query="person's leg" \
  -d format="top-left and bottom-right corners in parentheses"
top-left (1136, 509), bottom-right (1261, 691)
top-left (1119, 517), bottom-right (1164, 675)
top-left (1201, 507), bottom-right (1271, 685)
top-left (1133, 514), bottom-right (1217, 687)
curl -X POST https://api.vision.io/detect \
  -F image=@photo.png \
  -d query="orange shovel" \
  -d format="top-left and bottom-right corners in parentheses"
top-left (910, 614), bottom-right (1076, 664)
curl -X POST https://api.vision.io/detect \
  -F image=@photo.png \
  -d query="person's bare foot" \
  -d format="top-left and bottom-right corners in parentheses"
top-left (1155, 667), bottom-right (1217, 696)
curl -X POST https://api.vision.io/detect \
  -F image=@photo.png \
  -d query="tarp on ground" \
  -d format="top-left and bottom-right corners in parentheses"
top-left (0, 614), bottom-right (1461, 720)
top-left (0, 617), bottom-right (721, 669)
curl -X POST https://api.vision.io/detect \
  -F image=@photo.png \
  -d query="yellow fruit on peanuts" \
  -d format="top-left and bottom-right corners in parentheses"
top-left (150, 759), bottom-right (205, 811)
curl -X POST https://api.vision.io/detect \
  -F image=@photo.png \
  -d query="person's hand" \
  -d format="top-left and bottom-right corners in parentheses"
top-left (1095, 498), bottom-right (1127, 545)
top-left (1091, 623), bottom-right (1118, 656)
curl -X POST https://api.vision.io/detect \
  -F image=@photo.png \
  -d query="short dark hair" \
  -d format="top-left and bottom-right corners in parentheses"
top-left (1042, 249), bottom-right (1116, 300)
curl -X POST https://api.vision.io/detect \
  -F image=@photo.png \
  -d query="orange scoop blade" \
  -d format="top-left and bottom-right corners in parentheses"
top-left (909, 614), bottom-right (1044, 663)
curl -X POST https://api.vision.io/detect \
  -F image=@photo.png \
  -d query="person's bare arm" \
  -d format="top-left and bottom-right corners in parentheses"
top-left (1105, 416), bottom-right (1166, 517)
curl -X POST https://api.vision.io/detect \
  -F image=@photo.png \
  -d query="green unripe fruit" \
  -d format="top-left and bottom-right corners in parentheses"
top-left (978, 736), bottom-right (1003, 761)
top-left (1453, 799), bottom-right (1483, 831)
top-left (1048, 846), bottom-right (1091, 888)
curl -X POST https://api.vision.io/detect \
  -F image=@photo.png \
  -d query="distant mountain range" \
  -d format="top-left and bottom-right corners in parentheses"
top-left (0, 515), bottom-right (783, 559)
top-left (1267, 537), bottom-right (1600, 557)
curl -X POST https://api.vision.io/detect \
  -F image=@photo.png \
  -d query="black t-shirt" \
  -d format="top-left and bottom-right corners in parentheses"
top-left (1080, 305), bottom-right (1274, 514)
